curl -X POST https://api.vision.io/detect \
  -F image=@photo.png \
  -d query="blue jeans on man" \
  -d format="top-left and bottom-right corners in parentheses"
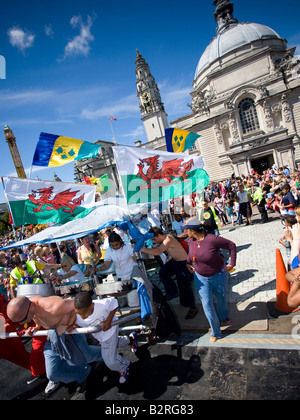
top-left (159, 259), bottom-right (196, 308)
top-left (44, 333), bottom-right (103, 385)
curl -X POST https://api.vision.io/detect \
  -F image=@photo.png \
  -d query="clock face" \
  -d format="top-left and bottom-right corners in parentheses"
top-left (142, 92), bottom-right (151, 104)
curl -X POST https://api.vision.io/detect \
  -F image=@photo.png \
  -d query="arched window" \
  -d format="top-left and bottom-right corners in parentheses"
top-left (238, 98), bottom-right (260, 134)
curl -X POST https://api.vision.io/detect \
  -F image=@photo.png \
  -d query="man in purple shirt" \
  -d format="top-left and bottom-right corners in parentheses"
top-left (183, 218), bottom-right (236, 342)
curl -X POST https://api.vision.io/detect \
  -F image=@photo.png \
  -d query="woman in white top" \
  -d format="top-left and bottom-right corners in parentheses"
top-left (237, 183), bottom-right (253, 225)
top-left (95, 232), bottom-right (154, 321)
top-left (96, 232), bottom-right (137, 281)
top-left (50, 255), bottom-right (86, 295)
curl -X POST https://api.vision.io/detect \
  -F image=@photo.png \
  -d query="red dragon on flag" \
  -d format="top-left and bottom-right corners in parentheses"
top-left (137, 155), bottom-right (194, 188)
top-left (27, 186), bottom-right (85, 215)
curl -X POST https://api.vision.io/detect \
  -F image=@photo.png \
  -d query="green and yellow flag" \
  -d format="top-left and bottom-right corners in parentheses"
top-left (165, 128), bottom-right (201, 153)
top-left (32, 132), bottom-right (101, 167)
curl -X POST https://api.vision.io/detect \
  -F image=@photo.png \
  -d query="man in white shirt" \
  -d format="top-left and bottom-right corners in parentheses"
top-left (74, 292), bottom-right (137, 384)
top-left (237, 183), bottom-right (253, 225)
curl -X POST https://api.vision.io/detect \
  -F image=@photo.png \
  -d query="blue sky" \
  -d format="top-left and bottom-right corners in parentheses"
top-left (0, 0), bottom-right (300, 203)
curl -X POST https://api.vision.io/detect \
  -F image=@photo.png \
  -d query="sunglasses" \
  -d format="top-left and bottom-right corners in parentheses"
top-left (61, 264), bottom-right (69, 268)
top-left (16, 302), bottom-right (31, 324)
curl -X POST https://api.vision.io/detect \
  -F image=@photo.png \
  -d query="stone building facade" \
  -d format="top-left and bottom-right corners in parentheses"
top-left (75, 0), bottom-right (300, 187)
top-left (136, 0), bottom-right (300, 180)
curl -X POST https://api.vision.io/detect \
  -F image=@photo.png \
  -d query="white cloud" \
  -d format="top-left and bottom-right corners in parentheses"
top-left (45, 24), bottom-right (54, 38)
top-left (159, 82), bottom-right (191, 116)
top-left (0, 117), bottom-right (73, 126)
top-left (0, 86), bottom-right (116, 127)
top-left (80, 94), bottom-right (138, 120)
top-left (7, 27), bottom-right (35, 54)
top-left (63, 15), bottom-right (95, 59)
top-left (0, 88), bottom-right (56, 104)
top-left (0, 86), bottom-right (110, 110)
top-left (121, 125), bottom-right (146, 139)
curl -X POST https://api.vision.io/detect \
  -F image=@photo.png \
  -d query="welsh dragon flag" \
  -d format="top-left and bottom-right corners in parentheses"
top-left (4, 177), bottom-right (95, 227)
top-left (113, 146), bottom-right (210, 204)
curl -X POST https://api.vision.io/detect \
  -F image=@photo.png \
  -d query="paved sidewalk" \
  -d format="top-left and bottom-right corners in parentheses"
top-left (168, 208), bottom-right (282, 308)
top-left (220, 209), bottom-right (282, 305)
top-left (167, 209), bottom-right (299, 339)
top-left (1, 209), bottom-right (300, 401)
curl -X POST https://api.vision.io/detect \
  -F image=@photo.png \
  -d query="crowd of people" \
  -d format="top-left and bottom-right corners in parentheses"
top-left (2, 164), bottom-right (300, 396)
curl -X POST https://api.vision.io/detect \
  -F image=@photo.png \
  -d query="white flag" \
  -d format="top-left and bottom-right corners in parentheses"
top-left (113, 146), bottom-right (210, 204)
top-left (5, 177), bottom-right (95, 226)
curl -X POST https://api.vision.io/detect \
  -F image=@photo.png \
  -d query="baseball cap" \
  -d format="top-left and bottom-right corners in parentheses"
top-left (182, 218), bottom-right (205, 231)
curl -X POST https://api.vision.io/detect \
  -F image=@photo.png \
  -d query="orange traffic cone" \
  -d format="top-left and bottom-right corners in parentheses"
top-left (275, 249), bottom-right (299, 313)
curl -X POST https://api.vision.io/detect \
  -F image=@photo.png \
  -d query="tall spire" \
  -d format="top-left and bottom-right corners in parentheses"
top-left (135, 50), bottom-right (169, 143)
top-left (213, 0), bottom-right (238, 34)
top-left (135, 49), bottom-right (145, 70)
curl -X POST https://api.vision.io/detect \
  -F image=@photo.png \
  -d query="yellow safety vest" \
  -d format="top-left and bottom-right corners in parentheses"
top-left (11, 261), bottom-right (43, 285)
top-left (198, 206), bottom-right (219, 229)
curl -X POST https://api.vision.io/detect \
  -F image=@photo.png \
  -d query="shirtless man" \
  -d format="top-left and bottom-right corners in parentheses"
top-left (7, 295), bottom-right (76, 336)
top-left (7, 295), bottom-right (102, 394)
top-left (140, 227), bottom-right (198, 319)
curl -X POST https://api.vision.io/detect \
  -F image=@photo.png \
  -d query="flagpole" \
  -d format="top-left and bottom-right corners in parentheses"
top-left (111, 146), bottom-right (149, 278)
top-left (109, 117), bottom-right (117, 144)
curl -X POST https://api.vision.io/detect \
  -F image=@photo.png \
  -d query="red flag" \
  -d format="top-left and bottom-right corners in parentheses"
top-left (83, 176), bottom-right (92, 184)
top-left (109, 117), bottom-right (117, 121)
top-left (8, 211), bottom-right (13, 226)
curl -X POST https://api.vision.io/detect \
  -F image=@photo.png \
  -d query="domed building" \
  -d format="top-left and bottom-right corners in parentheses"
top-left (171, 0), bottom-right (300, 178)
top-left (136, 0), bottom-right (300, 179)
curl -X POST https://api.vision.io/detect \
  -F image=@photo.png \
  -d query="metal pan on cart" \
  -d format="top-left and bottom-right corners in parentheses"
top-left (17, 283), bottom-right (55, 298)
top-left (54, 277), bottom-right (96, 296)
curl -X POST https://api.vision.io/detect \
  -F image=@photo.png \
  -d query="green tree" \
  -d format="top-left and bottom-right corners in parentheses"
top-left (0, 210), bottom-right (11, 235)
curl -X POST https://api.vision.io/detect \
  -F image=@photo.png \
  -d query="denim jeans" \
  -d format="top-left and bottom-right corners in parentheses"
top-left (44, 333), bottom-right (103, 384)
top-left (159, 259), bottom-right (196, 308)
top-left (236, 211), bottom-right (243, 224)
top-left (194, 271), bottom-right (229, 338)
top-left (287, 209), bottom-right (296, 216)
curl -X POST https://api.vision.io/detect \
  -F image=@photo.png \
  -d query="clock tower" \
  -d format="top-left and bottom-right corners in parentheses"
top-left (135, 50), bottom-right (169, 146)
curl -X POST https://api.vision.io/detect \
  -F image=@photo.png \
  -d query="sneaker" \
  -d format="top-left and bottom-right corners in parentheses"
top-left (129, 332), bottom-right (138, 353)
top-left (119, 367), bottom-right (130, 384)
top-left (44, 380), bottom-right (60, 395)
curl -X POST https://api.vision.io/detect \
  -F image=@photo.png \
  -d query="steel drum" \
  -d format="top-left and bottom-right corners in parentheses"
top-left (55, 277), bottom-right (96, 294)
top-left (95, 279), bottom-right (134, 297)
top-left (17, 283), bottom-right (55, 298)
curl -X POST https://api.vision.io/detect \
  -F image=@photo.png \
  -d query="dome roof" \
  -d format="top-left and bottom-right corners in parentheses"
top-left (194, 22), bottom-right (283, 80)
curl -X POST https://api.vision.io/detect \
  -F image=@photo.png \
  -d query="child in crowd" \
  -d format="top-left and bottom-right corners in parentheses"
top-left (233, 196), bottom-right (242, 225)
top-left (74, 292), bottom-right (138, 384)
top-left (225, 200), bottom-right (235, 226)
top-left (273, 191), bottom-right (284, 216)
top-left (279, 215), bottom-right (297, 267)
